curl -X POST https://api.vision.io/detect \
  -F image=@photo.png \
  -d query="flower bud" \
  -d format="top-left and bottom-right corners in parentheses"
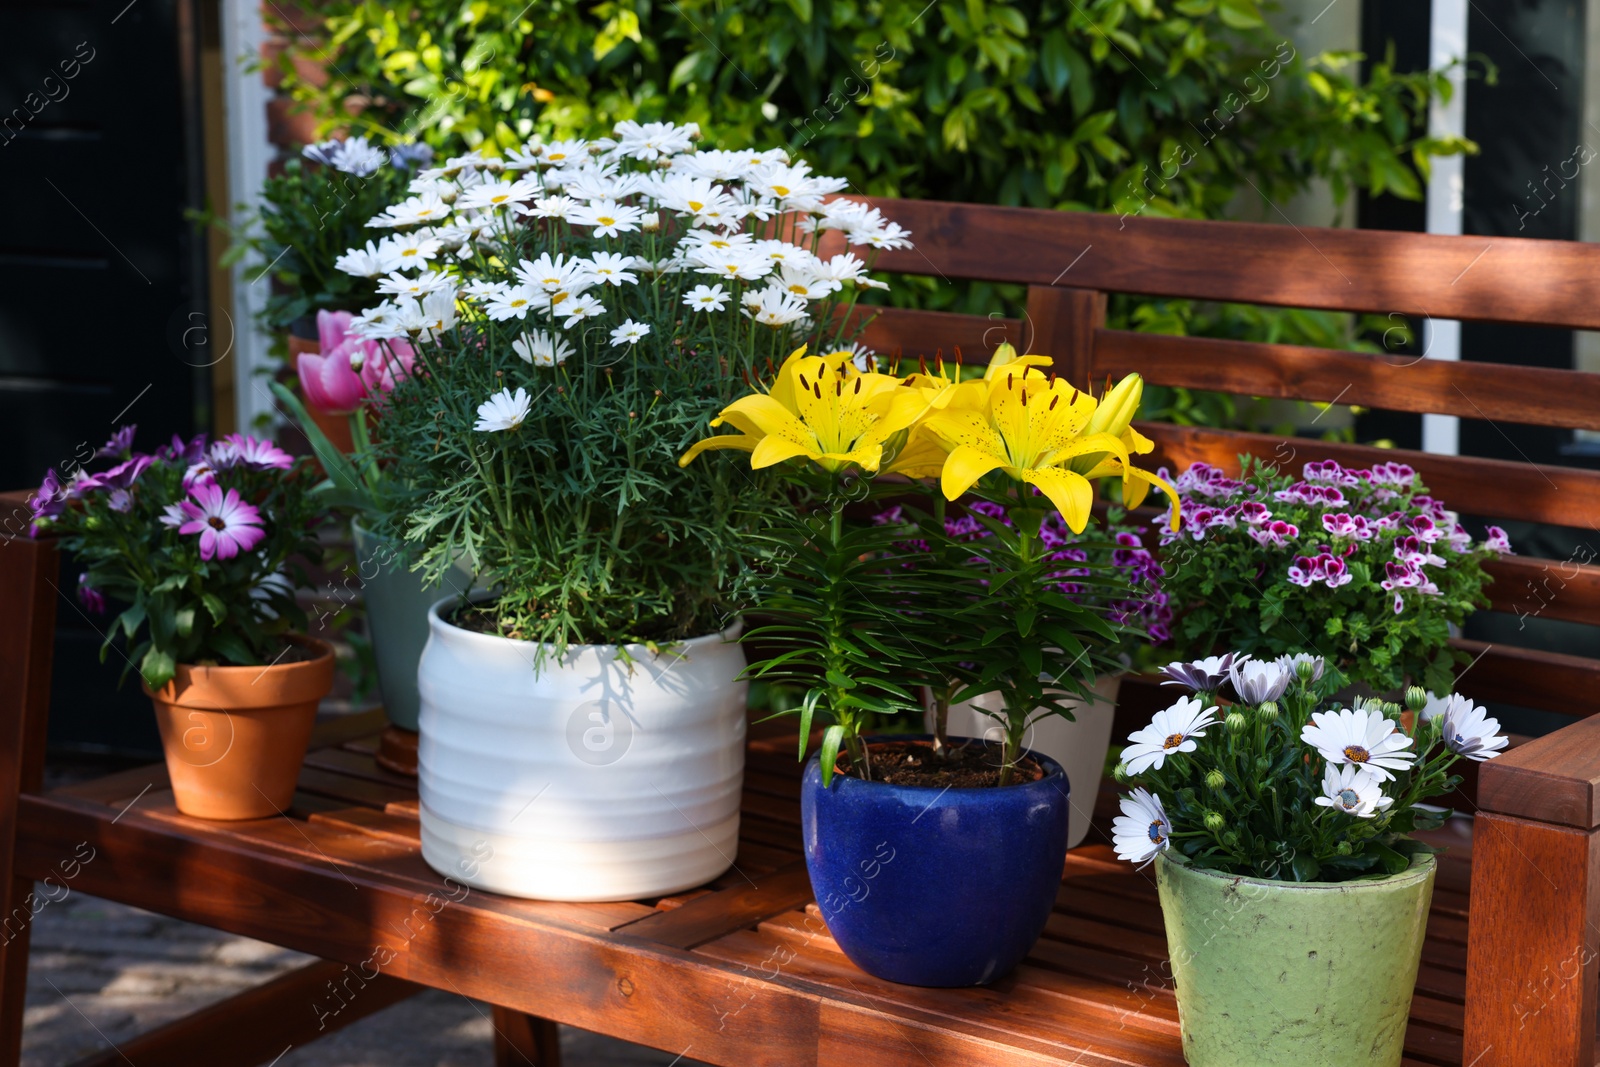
top-left (1254, 756), bottom-right (1270, 775)
top-left (1381, 701), bottom-right (1403, 719)
top-left (1221, 831), bottom-right (1238, 848)
top-left (1111, 762), bottom-right (1130, 784)
top-left (640, 211), bottom-right (661, 233)
top-left (1204, 769), bottom-right (1226, 790)
top-left (1405, 686), bottom-right (1428, 712)
top-left (1225, 711), bottom-right (1247, 734)
top-left (1203, 811), bottom-right (1225, 832)
top-left (1336, 840), bottom-right (1353, 856)
top-left (1257, 701), bottom-right (1279, 722)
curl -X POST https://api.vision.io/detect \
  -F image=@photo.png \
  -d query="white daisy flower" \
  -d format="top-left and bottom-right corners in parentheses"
top-left (376, 232), bottom-right (442, 270)
top-left (515, 253), bottom-right (590, 294)
top-left (515, 194), bottom-right (578, 222)
top-left (1301, 707), bottom-right (1416, 782)
top-left (570, 198), bottom-right (644, 238)
top-left (537, 139), bottom-right (590, 167)
top-left (1314, 763), bottom-right (1393, 819)
top-left (683, 284), bottom-right (730, 313)
top-left (850, 219), bottom-right (915, 250)
top-left (503, 142), bottom-right (545, 171)
top-left (1112, 788), bottom-right (1172, 868)
top-left (610, 120), bottom-right (696, 161)
top-left (335, 240), bottom-right (395, 278)
top-left (511, 330), bottom-right (572, 368)
top-left (583, 251), bottom-right (639, 287)
top-left (609, 319), bottom-right (651, 347)
top-left (474, 387), bottom-right (532, 433)
top-left (367, 193), bottom-right (451, 228)
top-left (1425, 694), bottom-right (1509, 761)
top-left (693, 248), bottom-right (773, 282)
top-left (1122, 696), bottom-right (1220, 775)
top-left (1228, 656), bottom-right (1292, 705)
top-left (742, 287), bottom-right (809, 329)
top-left (376, 269), bottom-right (453, 297)
top-left (557, 293), bottom-right (605, 329)
top-left (771, 265), bottom-right (836, 301)
top-left (454, 177), bottom-right (541, 212)
top-left (484, 285), bottom-right (540, 321)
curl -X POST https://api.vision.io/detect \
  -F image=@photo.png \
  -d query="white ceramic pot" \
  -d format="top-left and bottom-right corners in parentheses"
top-left (930, 674), bottom-right (1122, 850)
top-left (417, 600), bottom-right (747, 901)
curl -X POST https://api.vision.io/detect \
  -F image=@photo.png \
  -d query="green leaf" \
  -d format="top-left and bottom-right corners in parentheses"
top-left (1217, 0), bottom-right (1263, 28)
top-left (818, 724), bottom-right (846, 788)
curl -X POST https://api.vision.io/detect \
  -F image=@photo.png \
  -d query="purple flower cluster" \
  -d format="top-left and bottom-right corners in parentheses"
top-left (936, 501), bottom-right (1172, 644)
top-left (30, 427), bottom-right (295, 566)
top-left (1158, 459), bottom-right (1512, 617)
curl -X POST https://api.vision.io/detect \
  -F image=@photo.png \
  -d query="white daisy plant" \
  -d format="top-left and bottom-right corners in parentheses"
top-left (1113, 650), bottom-right (1508, 881)
top-left (337, 120), bottom-right (913, 656)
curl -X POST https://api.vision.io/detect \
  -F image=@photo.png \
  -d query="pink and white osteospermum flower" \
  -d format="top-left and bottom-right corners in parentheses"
top-left (1301, 705), bottom-right (1416, 782)
top-left (1314, 763), bottom-right (1393, 819)
top-left (177, 482), bottom-right (266, 561)
top-left (1112, 788), bottom-right (1172, 867)
top-left (1122, 696), bottom-right (1219, 775)
top-left (212, 434), bottom-right (293, 471)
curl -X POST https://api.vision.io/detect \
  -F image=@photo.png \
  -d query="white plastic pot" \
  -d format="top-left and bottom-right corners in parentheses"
top-left (416, 600), bottom-right (747, 901)
top-left (931, 674), bottom-right (1123, 850)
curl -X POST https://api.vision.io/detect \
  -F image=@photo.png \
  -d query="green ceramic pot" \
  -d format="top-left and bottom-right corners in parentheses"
top-left (1154, 851), bottom-right (1435, 1067)
top-left (352, 521), bottom-right (472, 732)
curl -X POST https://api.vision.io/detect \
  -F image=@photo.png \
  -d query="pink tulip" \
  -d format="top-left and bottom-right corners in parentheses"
top-left (301, 310), bottom-right (415, 415)
top-left (317, 309), bottom-right (355, 354)
top-left (359, 338), bottom-right (415, 400)
top-left (298, 349), bottom-right (367, 414)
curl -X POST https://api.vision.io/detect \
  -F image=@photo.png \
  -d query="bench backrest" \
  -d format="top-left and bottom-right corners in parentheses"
top-left (824, 199), bottom-right (1600, 723)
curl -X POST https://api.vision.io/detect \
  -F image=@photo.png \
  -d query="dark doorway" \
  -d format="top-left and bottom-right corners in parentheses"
top-left (1, 0), bottom-right (211, 756)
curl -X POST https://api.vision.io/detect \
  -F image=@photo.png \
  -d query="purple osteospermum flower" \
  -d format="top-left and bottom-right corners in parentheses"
top-left (76, 573), bottom-right (106, 614)
top-left (177, 482), bottom-right (266, 561)
top-left (1160, 653), bottom-right (1235, 692)
top-left (30, 468), bottom-right (67, 531)
top-left (98, 425), bottom-right (137, 458)
top-left (212, 434), bottom-right (294, 471)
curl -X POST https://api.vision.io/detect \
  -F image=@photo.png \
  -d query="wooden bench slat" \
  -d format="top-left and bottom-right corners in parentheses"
top-left (1450, 638), bottom-right (1600, 718)
top-left (614, 860), bottom-right (814, 949)
top-left (1141, 422), bottom-right (1600, 530)
top-left (1483, 555), bottom-right (1600, 626)
top-left (1095, 329), bottom-right (1600, 431)
top-left (856, 198), bottom-right (1600, 329)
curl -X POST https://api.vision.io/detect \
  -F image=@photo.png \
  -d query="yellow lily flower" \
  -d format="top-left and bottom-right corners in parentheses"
top-left (679, 346), bottom-right (924, 474)
top-left (919, 367), bottom-right (1133, 533)
top-left (1067, 372), bottom-right (1180, 521)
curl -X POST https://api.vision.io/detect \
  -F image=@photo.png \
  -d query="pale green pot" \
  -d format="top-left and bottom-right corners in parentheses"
top-left (1154, 851), bottom-right (1435, 1067)
top-left (352, 521), bottom-right (472, 732)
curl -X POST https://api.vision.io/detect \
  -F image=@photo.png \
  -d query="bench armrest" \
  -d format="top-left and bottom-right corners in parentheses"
top-left (1465, 714), bottom-right (1600, 1066)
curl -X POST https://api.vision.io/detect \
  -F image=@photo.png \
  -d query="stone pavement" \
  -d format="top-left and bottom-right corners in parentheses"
top-left (22, 886), bottom-right (705, 1066)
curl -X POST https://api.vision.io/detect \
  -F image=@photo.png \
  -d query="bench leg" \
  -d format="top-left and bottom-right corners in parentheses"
top-left (492, 1006), bottom-right (562, 1067)
top-left (1464, 812), bottom-right (1600, 1065)
top-left (0, 531), bottom-right (60, 1066)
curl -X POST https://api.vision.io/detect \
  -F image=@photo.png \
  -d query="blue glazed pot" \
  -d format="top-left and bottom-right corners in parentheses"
top-left (800, 735), bottom-right (1069, 987)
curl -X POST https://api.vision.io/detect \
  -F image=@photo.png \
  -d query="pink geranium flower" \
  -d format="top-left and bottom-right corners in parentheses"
top-left (177, 482), bottom-right (266, 561)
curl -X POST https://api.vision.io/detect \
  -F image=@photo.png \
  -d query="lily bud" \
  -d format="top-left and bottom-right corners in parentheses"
top-left (981, 342), bottom-right (1051, 381)
top-left (1225, 711), bottom-right (1247, 734)
top-left (1082, 372), bottom-right (1144, 442)
top-left (1205, 769), bottom-right (1226, 790)
top-left (1405, 686), bottom-right (1428, 712)
top-left (1257, 701), bottom-right (1279, 722)
top-left (1203, 811), bottom-right (1225, 832)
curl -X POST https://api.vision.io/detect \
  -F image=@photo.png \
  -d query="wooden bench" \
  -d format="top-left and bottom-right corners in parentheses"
top-left (5, 201), bottom-right (1600, 1065)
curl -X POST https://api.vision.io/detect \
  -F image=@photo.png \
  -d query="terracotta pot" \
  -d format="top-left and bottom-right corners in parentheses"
top-left (285, 332), bottom-right (356, 455)
top-left (143, 636), bottom-right (335, 820)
